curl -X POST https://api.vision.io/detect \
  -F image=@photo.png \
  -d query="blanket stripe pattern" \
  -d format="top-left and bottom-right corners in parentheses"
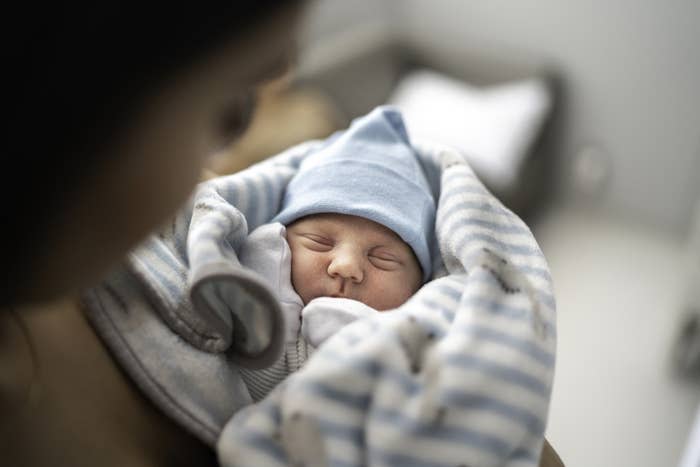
top-left (213, 140), bottom-right (557, 467)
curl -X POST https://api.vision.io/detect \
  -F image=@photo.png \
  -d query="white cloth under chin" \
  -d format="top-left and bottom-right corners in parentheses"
top-left (237, 222), bottom-right (379, 400)
top-left (301, 297), bottom-right (378, 347)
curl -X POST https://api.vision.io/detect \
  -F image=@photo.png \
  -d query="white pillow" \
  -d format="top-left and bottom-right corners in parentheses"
top-left (388, 69), bottom-right (552, 192)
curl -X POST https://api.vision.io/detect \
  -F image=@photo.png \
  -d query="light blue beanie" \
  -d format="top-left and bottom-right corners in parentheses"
top-left (272, 106), bottom-right (436, 281)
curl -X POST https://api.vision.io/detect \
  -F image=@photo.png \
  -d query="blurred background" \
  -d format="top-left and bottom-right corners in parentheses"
top-left (206, 1), bottom-right (700, 465)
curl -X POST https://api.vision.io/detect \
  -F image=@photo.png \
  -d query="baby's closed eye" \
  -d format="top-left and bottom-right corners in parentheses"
top-left (300, 233), bottom-right (334, 251)
top-left (369, 250), bottom-right (403, 270)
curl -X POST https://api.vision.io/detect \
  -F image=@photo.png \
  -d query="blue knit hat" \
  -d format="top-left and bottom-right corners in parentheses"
top-left (272, 106), bottom-right (436, 281)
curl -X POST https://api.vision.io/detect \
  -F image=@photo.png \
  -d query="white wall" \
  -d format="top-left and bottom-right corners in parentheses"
top-left (298, 0), bottom-right (394, 49)
top-left (392, 0), bottom-right (700, 234)
top-left (534, 207), bottom-right (700, 467)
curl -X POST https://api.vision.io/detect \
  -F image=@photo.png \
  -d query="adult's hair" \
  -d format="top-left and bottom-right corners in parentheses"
top-left (2, 3), bottom-right (301, 305)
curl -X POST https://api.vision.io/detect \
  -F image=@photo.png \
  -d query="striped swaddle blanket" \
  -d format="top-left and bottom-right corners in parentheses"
top-left (83, 137), bottom-right (556, 466)
top-left (215, 140), bottom-right (556, 466)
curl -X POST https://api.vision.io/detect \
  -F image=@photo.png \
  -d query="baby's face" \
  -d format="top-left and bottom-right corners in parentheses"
top-left (286, 213), bottom-right (422, 310)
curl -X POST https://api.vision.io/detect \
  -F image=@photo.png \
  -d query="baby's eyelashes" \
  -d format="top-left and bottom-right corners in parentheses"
top-left (370, 253), bottom-right (398, 262)
top-left (300, 233), bottom-right (334, 251)
top-left (368, 251), bottom-right (403, 270)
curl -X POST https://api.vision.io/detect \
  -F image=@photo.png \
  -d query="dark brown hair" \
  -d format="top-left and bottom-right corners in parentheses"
top-left (2, 3), bottom-right (302, 305)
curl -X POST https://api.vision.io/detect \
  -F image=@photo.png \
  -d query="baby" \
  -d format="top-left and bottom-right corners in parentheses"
top-left (237, 106), bottom-right (436, 399)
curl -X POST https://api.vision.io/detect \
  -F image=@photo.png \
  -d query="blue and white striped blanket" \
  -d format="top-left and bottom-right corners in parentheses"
top-left (83, 138), bottom-right (556, 466)
top-left (214, 139), bottom-right (555, 466)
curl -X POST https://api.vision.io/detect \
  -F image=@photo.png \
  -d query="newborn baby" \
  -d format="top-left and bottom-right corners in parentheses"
top-left (286, 212), bottom-right (421, 311)
top-left (237, 106), bottom-right (436, 399)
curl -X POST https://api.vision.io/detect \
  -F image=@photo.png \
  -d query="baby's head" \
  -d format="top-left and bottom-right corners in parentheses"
top-left (273, 106), bottom-right (436, 310)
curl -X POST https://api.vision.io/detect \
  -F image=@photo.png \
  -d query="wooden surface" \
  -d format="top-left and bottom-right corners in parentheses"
top-left (206, 76), bottom-right (342, 175)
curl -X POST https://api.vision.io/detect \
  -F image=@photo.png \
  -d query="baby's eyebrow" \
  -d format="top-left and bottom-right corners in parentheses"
top-left (305, 220), bottom-right (338, 233)
top-left (375, 231), bottom-right (406, 244)
top-left (301, 223), bottom-right (331, 233)
top-left (371, 243), bottom-right (407, 256)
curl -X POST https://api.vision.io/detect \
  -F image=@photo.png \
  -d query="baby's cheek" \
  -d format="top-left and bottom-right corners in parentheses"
top-left (290, 263), bottom-right (308, 298)
top-left (290, 254), bottom-right (322, 304)
top-left (365, 275), bottom-right (409, 310)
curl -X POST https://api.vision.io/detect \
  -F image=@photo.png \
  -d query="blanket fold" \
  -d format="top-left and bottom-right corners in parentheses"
top-left (82, 137), bottom-right (556, 466)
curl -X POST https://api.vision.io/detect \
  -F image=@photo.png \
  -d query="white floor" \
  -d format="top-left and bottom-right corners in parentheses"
top-left (532, 207), bottom-right (700, 467)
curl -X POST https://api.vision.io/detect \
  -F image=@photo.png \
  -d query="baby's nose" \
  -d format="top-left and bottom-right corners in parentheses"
top-left (327, 250), bottom-right (364, 283)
